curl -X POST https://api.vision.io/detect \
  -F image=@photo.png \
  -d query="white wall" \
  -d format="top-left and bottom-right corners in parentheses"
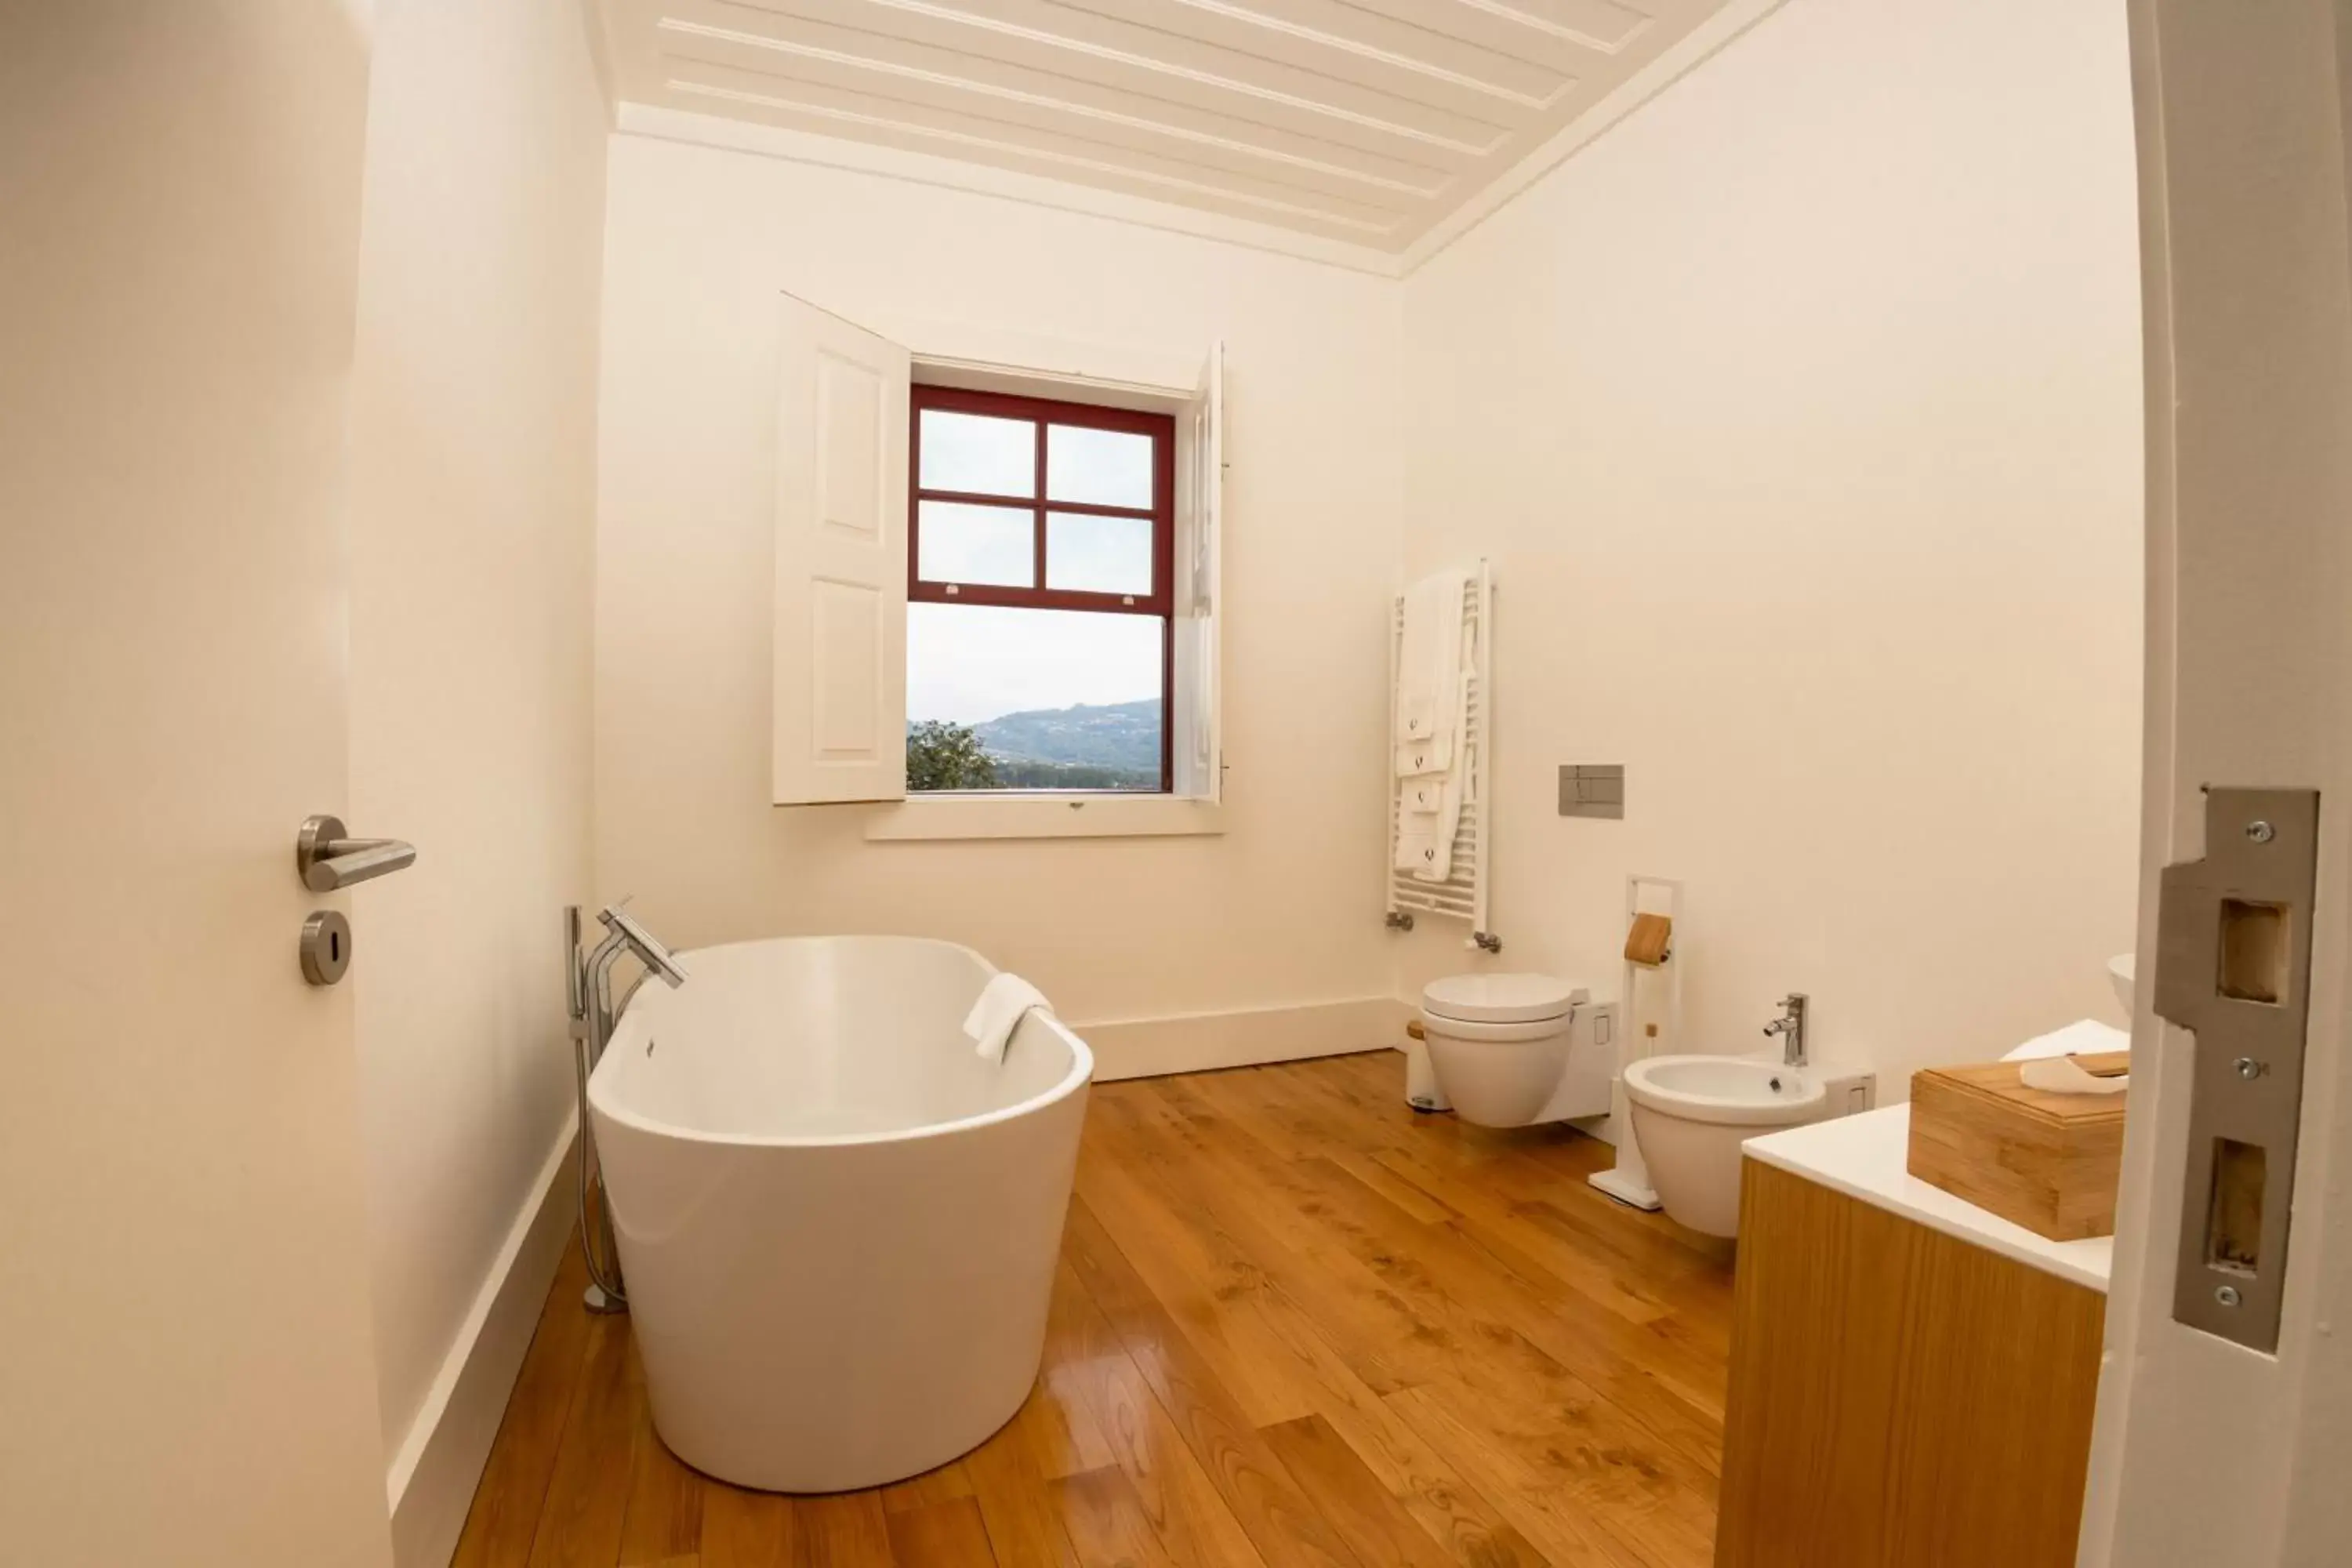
top-left (595, 136), bottom-right (1403, 1038)
top-left (343, 0), bottom-right (608, 1534)
top-left (1396, 0), bottom-right (2145, 1091)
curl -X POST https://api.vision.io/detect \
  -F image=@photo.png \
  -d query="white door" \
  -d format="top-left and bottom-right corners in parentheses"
top-left (771, 292), bottom-right (913, 805)
top-left (0, 10), bottom-right (394, 1566)
top-left (2084, 2), bottom-right (2352, 1562)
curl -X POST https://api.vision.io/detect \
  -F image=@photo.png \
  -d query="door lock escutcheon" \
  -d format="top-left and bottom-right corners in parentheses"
top-left (299, 910), bottom-right (352, 986)
top-left (2154, 786), bottom-right (2319, 1353)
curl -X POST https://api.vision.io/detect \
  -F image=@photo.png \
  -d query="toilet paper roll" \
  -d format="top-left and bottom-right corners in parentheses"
top-left (1623, 912), bottom-right (1673, 967)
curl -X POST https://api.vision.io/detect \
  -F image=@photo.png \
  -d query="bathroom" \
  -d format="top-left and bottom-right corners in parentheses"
top-left (6, 1), bottom-right (2347, 1566)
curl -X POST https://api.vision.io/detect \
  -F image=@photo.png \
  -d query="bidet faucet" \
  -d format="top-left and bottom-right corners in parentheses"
top-left (1762, 993), bottom-right (1809, 1066)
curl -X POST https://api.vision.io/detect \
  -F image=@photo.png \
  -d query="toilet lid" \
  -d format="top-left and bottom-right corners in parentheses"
top-left (1421, 973), bottom-right (1591, 1025)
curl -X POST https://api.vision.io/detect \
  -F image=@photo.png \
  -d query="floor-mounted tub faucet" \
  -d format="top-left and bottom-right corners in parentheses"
top-left (567, 903), bottom-right (690, 1314)
top-left (1763, 993), bottom-right (1809, 1067)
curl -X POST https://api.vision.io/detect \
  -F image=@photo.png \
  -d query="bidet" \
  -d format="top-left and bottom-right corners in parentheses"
top-left (1624, 1049), bottom-right (1829, 1236)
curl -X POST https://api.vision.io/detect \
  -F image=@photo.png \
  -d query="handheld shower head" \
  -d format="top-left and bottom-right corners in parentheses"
top-left (598, 905), bottom-right (688, 989)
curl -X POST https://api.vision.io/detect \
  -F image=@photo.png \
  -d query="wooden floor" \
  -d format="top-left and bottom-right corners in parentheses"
top-left (453, 1051), bottom-right (1737, 1568)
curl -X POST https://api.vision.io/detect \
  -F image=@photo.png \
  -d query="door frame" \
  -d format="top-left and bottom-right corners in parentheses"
top-left (2082, 2), bottom-right (2352, 1560)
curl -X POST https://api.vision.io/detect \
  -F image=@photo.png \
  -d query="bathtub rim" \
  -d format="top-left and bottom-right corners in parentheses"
top-left (586, 933), bottom-right (1094, 1151)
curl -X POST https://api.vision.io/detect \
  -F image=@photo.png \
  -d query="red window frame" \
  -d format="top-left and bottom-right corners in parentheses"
top-left (909, 383), bottom-right (1177, 792)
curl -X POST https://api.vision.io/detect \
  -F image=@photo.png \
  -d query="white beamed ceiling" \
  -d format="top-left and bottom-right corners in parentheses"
top-left (595, 0), bottom-right (1756, 259)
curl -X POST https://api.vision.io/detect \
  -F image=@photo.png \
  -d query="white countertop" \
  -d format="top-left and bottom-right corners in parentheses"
top-left (1744, 1105), bottom-right (2113, 1294)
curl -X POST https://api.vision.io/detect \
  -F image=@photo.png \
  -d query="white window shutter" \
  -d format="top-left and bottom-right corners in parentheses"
top-left (771, 292), bottom-right (911, 804)
top-left (1173, 341), bottom-right (1224, 801)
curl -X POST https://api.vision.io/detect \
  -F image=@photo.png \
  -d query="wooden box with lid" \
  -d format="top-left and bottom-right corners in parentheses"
top-left (1906, 1053), bottom-right (2129, 1240)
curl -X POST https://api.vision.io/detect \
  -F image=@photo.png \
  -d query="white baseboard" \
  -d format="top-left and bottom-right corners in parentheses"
top-left (1075, 996), bottom-right (1406, 1082)
top-left (386, 1117), bottom-right (579, 1568)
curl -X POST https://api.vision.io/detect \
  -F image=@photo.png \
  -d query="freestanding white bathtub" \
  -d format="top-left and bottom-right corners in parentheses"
top-left (587, 935), bottom-right (1091, 1492)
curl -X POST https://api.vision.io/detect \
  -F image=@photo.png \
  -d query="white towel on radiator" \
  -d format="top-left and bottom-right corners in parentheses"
top-left (1393, 764), bottom-right (1465, 882)
top-left (1394, 569), bottom-right (1468, 776)
top-left (964, 972), bottom-right (1054, 1064)
top-left (1394, 660), bottom-right (1468, 882)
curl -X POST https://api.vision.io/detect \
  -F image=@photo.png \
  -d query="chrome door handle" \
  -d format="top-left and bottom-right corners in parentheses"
top-left (296, 815), bottom-right (418, 891)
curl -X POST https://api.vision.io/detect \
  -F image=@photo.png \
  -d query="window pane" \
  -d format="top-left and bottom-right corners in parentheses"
top-left (907, 604), bottom-right (1163, 792)
top-left (916, 500), bottom-right (1032, 587)
top-left (1046, 512), bottom-right (1153, 597)
top-left (1046, 424), bottom-right (1152, 510)
top-left (920, 408), bottom-right (1034, 498)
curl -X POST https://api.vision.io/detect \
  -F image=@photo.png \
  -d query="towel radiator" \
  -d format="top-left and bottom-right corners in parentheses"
top-left (1385, 560), bottom-right (1497, 952)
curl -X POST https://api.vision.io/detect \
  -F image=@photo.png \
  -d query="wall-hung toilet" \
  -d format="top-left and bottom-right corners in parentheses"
top-left (1417, 974), bottom-right (1616, 1127)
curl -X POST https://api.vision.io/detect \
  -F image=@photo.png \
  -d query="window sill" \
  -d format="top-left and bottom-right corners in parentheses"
top-left (862, 793), bottom-right (1225, 842)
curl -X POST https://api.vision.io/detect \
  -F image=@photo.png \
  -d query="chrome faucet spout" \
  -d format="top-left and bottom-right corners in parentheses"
top-left (599, 905), bottom-right (688, 989)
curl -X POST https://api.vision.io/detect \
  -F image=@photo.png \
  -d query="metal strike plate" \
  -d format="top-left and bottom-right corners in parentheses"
top-left (2155, 786), bottom-right (2319, 1353)
top-left (1559, 764), bottom-right (1625, 819)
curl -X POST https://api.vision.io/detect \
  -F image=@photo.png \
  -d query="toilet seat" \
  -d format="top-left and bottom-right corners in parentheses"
top-left (1421, 972), bottom-right (1589, 1027)
top-left (1413, 1013), bottom-right (1570, 1045)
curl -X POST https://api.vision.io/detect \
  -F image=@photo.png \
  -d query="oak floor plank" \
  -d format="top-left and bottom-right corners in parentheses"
top-left (792, 1493), bottom-right (894, 1566)
top-left (526, 1310), bottom-right (642, 1568)
top-left (699, 1485), bottom-right (796, 1568)
top-left (1361, 1141), bottom-right (1679, 1327)
top-left (1277, 1059), bottom-right (1715, 1331)
top-left (1076, 1094), bottom-right (1339, 1418)
top-left (878, 1460), bottom-right (974, 1515)
top-left (1121, 1080), bottom-right (1581, 1568)
top-left (1138, 1080), bottom-right (1607, 1399)
top-left (1261, 1414), bottom-right (1486, 1568)
top-left (616, 1343), bottom-right (704, 1566)
top-left (1414, 1141), bottom-right (1735, 1337)
top-left (1324, 1145), bottom-right (1459, 1226)
top-left (1385, 1385), bottom-right (1642, 1568)
top-left (1314, 1146), bottom-right (1724, 1434)
top-left (1391, 1377), bottom-right (1719, 1568)
top-left (1146, 1067), bottom-right (1727, 1550)
top-left (1051, 1258), bottom-right (1271, 1568)
top-left (960, 1388), bottom-right (1087, 1568)
top-left (1289, 1149), bottom-right (1726, 1487)
top-left (1152, 1076), bottom-right (1727, 1482)
top-left (1088, 1082), bottom-right (1436, 1386)
top-left (452, 1246), bottom-right (601, 1568)
top-left (1062, 1197), bottom-right (1367, 1568)
top-left (1235, 1298), bottom-right (1543, 1568)
top-left (1076, 1108), bottom-right (1534, 1568)
top-left (882, 1496), bottom-right (997, 1567)
top-left (1053, 1466), bottom-right (1183, 1568)
top-left (1029, 1254), bottom-right (1123, 1480)
top-left (1096, 1080), bottom-right (1431, 1396)
top-left (1308, 1056), bottom-right (1722, 1287)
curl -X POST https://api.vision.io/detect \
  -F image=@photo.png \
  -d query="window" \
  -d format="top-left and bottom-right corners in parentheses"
top-left (906, 384), bottom-right (1174, 793)
top-left (765, 293), bottom-right (1220, 829)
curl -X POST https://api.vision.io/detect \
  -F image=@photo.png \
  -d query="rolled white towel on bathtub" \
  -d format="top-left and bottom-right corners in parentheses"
top-left (964, 972), bottom-right (1054, 1064)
